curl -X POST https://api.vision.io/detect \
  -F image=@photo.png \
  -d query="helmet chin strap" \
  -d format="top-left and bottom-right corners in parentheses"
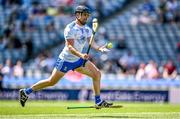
top-left (76, 13), bottom-right (86, 25)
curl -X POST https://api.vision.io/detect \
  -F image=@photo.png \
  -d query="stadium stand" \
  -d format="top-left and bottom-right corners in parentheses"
top-left (101, 0), bottom-right (180, 72)
top-left (0, 0), bottom-right (128, 63)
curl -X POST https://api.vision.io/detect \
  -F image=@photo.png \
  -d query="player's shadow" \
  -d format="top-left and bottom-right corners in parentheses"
top-left (90, 116), bottom-right (146, 118)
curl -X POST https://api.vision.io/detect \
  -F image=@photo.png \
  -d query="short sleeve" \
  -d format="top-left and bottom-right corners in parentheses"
top-left (64, 26), bottom-right (75, 40)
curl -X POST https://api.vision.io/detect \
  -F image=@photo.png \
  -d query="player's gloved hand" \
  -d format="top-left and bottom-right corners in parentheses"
top-left (81, 53), bottom-right (90, 60)
top-left (98, 43), bottom-right (110, 53)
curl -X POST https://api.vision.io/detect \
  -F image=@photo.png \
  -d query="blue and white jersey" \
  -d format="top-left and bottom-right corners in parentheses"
top-left (59, 21), bottom-right (92, 62)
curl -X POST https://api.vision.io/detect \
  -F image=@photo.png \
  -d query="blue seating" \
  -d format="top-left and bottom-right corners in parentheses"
top-left (97, 0), bottom-right (180, 72)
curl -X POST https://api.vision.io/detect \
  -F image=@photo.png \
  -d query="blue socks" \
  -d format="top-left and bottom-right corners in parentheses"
top-left (25, 88), bottom-right (33, 95)
top-left (95, 95), bottom-right (102, 104)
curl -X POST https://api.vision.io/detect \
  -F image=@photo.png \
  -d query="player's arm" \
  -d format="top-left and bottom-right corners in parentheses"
top-left (90, 37), bottom-right (110, 52)
top-left (91, 38), bottom-right (100, 51)
top-left (66, 39), bottom-right (89, 59)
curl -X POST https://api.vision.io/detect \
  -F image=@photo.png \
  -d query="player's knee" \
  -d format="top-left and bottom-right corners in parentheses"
top-left (94, 70), bottom-right (101, 80)
top-left (47, 78), bottom-right (57, 86)
top-left (48, 80), bottom-right (56, 86)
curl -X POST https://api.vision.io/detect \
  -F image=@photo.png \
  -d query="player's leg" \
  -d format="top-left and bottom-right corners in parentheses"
top-left (76, 60), bottom-right (101, 95)
top-left (19, 68), bottom-right (65, 107)
top-left (75, 60), bottom-right (113, 108)
top-left (31, 68), bottom-right (65, 91)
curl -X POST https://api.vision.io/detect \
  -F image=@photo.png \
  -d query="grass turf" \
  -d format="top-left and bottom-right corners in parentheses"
top-left (0, 100), bottom-right (180, 119)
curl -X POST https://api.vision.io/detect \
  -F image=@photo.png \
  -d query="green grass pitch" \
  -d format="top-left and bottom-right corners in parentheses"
top-left (0, 100), bottom-right (180, 119)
